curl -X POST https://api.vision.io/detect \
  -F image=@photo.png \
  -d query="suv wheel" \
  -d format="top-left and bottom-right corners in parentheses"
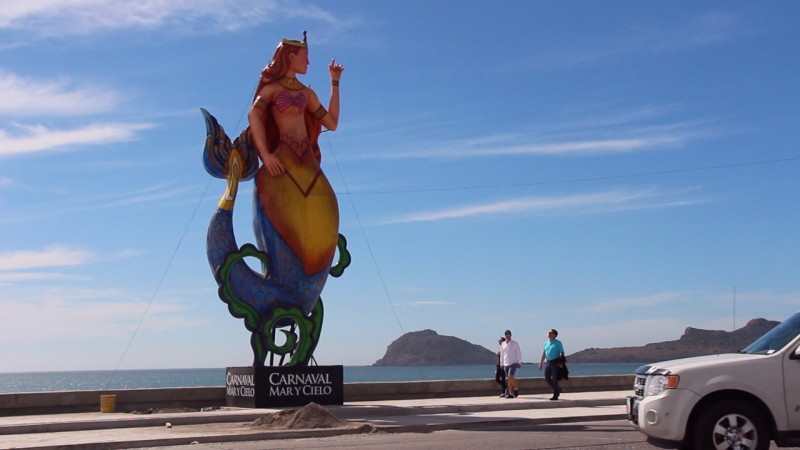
top-left (691, 399), bottom-right (769, 450)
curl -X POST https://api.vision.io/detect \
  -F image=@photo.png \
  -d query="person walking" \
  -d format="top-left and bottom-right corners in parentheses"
top-left (501, 330), bottom-right (522, 398)
top-left (538, 328), bottom-right (565, 400)
top-left (495, 337), bottom-right (508, 397)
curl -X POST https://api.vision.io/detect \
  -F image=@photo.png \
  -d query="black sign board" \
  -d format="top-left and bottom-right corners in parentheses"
top-left (226, 365), bottom-right (344, 408)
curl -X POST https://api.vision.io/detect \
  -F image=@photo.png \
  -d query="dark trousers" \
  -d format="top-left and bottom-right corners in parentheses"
top-left (545, 362), bottom-right (561, 396)
top-left (495, 366), bottom-right (507, 393)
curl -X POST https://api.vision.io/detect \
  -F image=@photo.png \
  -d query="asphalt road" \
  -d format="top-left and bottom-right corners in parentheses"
top-left (133, 419), bottom-right (800, 450)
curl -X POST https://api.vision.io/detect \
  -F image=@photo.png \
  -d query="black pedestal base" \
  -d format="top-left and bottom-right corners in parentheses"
top-left (226, 365), bottom-right (344, 408)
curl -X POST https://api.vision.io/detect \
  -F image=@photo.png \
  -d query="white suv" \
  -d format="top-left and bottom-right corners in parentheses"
top-left (627, 312), bottom-right (800, 450)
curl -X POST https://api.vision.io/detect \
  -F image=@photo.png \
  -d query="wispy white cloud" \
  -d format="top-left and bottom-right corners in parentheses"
top-left (0, 122), bottom-right (153, 158)
top-left (730, 291), bottom-right (800, 306)
top-left (356, 103), bottom-right (719, 161)
top-left (0, 245), bottom-right (94, 271)
top-left (0, 71), bottom-right (120, 117)
top-left (382, 187), bottom-right (707, 224)
top-left (0, 272), bottom-right (88, 286)
top-left (88, 183), bottom-right (199, 209)
top-left (0, 0), bottom-right (272, 35)
top-left (378, 135), bottom-right (684, 160)
top-left (0, 70), bottom-right (152, 159)
top-left (0, 182), bottom-right (203, 226)
top-left (0, 1), bottom-right (351, 37)
top-left (0, 244), bottom-right (139, 289)
top-left (0, 293), bottom-right (202, 345)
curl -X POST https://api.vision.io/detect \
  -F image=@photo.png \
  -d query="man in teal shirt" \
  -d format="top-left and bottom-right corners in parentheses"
top-left (538, 329), bottom-right (565, 400)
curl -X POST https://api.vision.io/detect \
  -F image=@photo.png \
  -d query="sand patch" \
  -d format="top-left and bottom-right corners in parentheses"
top-left (246, 402), bottom-right (377, 432)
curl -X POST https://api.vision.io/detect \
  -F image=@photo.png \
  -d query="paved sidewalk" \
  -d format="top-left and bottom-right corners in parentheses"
top-left (0, 390), bottom-right (629, 450)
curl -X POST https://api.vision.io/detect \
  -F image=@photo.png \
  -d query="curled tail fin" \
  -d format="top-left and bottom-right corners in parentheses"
top-left (201, 108), bottom-right (259, 180)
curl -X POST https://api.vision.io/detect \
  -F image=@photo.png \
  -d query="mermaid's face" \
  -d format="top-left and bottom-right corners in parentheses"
top-left (289, 49), bottom-right (309, 75)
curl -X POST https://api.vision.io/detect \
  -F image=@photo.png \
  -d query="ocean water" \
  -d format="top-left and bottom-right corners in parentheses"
top-left (0, 363), bottom-right (643, 394)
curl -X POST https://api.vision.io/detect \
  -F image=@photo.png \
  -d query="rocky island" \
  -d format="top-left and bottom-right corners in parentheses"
top-left (567, 318), bottom-right (778, 363)
top-left (374, 329), bottom-right (495, 366)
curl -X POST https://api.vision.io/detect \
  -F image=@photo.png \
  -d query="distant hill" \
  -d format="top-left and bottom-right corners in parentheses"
top-left (567, 318), bottom-right (778, 363)
top-left (374, 329), bottom-right (496, 366)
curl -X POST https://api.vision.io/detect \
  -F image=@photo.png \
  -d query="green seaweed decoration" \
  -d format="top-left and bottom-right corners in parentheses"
top-left (330, 234), bottom-right (351, 278)
top-left (215, 236), bottom-right (349, 366)
top-left (262, 300), bottom-right (324, 366)
top-left (216, 243), bottom-right (263, 332)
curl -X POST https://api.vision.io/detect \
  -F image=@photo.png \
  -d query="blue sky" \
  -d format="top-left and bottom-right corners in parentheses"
top-left (1, 1), bottom-right (798, 372)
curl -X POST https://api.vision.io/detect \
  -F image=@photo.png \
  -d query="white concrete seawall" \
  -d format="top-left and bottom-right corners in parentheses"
top-left (0, 375), bottom-right (633, 416)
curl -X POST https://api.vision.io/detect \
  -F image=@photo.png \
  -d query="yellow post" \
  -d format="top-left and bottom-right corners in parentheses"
top-left (100, 394), bottom-right (116, 413)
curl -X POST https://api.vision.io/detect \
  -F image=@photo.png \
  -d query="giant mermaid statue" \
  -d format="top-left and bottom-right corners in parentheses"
top-left (202, 32), bottom-right (350, 367)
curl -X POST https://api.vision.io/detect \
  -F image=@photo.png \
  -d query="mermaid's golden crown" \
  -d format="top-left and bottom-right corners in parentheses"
top-left (282, 31), bottom-right (307, 49)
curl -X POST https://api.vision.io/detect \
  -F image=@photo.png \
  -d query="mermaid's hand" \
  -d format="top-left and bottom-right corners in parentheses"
top-left (329, 58), bottom-right (344, 81)
top-left (260, 151), bottom-right (285, 176)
